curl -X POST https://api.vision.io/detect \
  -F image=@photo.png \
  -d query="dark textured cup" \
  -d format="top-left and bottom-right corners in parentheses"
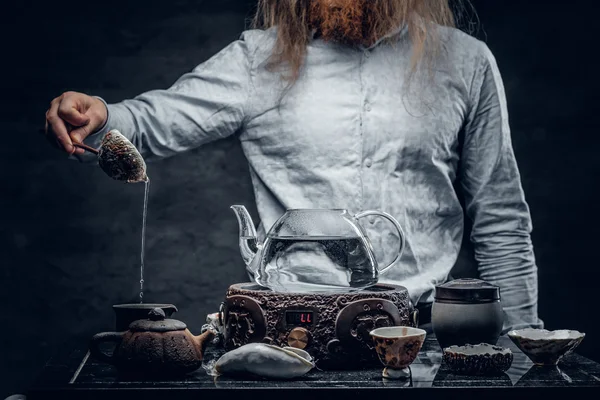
top-left (112, 303), bottom-right (177, 331)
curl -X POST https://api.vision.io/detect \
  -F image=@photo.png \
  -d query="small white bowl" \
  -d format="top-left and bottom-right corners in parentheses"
top-left (507, 328), bottom-right (585, 366)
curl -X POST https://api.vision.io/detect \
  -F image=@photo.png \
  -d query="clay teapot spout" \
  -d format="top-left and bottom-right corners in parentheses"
top-left (192, 329), bottom-right (215, 356)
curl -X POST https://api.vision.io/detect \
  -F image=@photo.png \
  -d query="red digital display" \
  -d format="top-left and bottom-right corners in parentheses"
top-left (285, 311), bottom-right (314, 326)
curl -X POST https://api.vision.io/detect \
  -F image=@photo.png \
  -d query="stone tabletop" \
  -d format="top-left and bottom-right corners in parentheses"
top-left (27, 335), bottom-right (600, 400)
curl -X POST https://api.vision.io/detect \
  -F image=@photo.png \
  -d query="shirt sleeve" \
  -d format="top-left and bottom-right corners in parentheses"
top-left (76, 33), bottom-right (255, 162)
top-left (460, 42), bottom-right (543, 332)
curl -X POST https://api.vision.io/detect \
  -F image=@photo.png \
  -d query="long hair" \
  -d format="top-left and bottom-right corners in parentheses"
top-left (251, 0), bottom-right (469, 84)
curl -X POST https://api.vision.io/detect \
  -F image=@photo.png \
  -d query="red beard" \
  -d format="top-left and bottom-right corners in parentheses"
top-left (309, 0), bottom-right (384, 47)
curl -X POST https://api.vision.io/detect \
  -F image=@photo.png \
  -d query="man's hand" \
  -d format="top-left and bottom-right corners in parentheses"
top-left (44, 92), bottom-right (108, 155)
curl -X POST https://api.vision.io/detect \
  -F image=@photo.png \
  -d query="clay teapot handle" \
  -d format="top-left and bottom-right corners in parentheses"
top-left (89, 332), bottom-right (124, 365)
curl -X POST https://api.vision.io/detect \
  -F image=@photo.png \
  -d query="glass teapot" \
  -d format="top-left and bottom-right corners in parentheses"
top-left (231, 205), bottom-right (406, 293)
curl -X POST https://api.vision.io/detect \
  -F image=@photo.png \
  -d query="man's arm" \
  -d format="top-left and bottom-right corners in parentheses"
top-left (460, 42), bottom-right (543, 332)
top-left (78, 33), bottom-right (256, 162)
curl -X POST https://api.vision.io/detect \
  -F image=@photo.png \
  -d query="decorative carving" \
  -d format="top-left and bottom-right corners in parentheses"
top-left (262, 336), bottom-right (274, 344)
top-left (353, 313), bottom-right (395, 347)
top-left (223, 283), bottom-right (412, 369)
top-left (336, 299), bottom-right (402, 345)
top-left (225, 310), bottom-right (253, 348)
top-left (223, 295), bottom-right (266, 349)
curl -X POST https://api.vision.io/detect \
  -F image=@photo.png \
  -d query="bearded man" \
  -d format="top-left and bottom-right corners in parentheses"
top-left (44, 0), bottom-right (543, 331)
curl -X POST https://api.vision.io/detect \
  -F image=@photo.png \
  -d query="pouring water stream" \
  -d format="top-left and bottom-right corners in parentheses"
top-left (70, 129), bottom-right (150, 302)
top-left (139, 177), bottom-right (150, 302)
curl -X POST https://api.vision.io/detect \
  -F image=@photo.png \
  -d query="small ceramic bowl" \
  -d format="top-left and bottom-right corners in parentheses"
top-left (370, 326), bottom-right (426, 379)
top-left (507, 328), bottom-right (585, 366)
top-left (443, 343), bottom-right (513, 375)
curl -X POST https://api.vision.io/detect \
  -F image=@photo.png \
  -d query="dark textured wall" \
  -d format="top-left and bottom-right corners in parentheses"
top-left (2, 0), bottom-right (599, 397)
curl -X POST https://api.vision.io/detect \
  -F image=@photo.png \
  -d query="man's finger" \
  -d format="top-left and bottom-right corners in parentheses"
top-left (73, 147), bottom-right (85, 156)
top-left (58, 103), bottom-right (90, 127)
top-left (46, 100), bottom-right (74, 154)
top-left (70, 125), bottom-right (90, 144)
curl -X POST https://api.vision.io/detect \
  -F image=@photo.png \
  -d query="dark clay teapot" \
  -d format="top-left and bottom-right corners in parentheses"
top-left (89, 308), bottom-right (215, 376)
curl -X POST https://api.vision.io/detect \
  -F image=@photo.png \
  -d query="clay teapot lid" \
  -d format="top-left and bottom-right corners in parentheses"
top-left (435, 278), bottom-right (500, 303)
top-left (128, 308), bottom-right (187, 332)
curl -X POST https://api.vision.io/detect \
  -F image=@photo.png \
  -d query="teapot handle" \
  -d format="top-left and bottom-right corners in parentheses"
top-left (89, 332), bottom-right (124, 365)
top-left (354, 210), bottom-right (406, 275)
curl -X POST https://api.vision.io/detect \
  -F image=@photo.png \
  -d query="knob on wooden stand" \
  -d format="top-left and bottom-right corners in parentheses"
top-left (287, 327), bottom-right (311, 349)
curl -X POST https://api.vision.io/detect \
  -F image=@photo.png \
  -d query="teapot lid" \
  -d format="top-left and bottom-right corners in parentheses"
top-left (128, 308), bottom-right (187, 332)
top-left (434, 278), bottom-right (500, 303)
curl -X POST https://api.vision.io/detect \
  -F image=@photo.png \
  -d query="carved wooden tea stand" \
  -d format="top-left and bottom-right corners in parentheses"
top-left (222, 283), bottom-right (415, 370)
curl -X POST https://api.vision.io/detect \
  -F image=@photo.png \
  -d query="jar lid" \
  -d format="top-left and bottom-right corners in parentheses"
top-left (434, 278), bottom-right (500, 303)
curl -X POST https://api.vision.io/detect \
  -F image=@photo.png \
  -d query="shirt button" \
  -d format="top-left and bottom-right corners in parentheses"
top-left (365, 158), bottom-right (373, 168)
top-left (364, 51), bottom-right (370, 58)
top-left (365, 103), bottom-right (372, 112)
top-left (368, 216), bottom-right (376, 225)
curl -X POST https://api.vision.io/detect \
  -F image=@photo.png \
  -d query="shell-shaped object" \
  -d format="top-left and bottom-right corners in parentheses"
top-left (98, 129), bottom-right (147, 183)
top-left (443, 343), bottom-right (513, 375)
top-left (508, 328), bottom-right (585, 366)
top-left (214, 343), bottom-right (315, 379)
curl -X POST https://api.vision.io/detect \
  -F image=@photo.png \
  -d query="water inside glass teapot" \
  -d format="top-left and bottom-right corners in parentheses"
top-left (231, 206), bottom-right (406, 293)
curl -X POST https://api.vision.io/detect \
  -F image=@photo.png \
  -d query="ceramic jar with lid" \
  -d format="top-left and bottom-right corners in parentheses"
top-left (431, 278), bottom-right (504, 349)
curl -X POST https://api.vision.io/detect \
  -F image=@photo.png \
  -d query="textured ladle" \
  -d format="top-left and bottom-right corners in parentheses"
top-left (94, 130), bottom-right (147, 183)
top-left (72, 142), bottom-right (100, 155)
top-left (44, 127), bottom-right (147, 183)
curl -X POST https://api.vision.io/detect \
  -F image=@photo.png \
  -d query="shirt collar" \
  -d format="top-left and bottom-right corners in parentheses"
top-left (363, 23), bottom-right (408, 50)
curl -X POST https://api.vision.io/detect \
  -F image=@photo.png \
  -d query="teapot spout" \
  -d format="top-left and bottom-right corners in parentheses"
top-left (192, 329), bottom-right (216, 359)
top-left (230, 205), bottom-right (260, 273)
